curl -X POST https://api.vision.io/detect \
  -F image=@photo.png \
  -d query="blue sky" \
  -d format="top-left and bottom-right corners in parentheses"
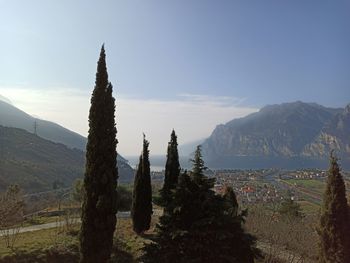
top-left (0, 0), bottom-right (349, 154)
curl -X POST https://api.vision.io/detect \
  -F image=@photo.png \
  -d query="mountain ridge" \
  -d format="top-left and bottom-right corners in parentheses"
top-left (0, 125), bottom-right (84, 192)
top-left (201, 101), bottom-right (349, 169)
top-left (0, 98), bottom-right (134, 190)
top-left (0, 125), bottom-right (134, 192)
top-left (0, 100), bottom-right (86, 150)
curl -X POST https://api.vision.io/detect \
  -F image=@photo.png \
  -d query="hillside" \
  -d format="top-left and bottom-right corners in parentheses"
top-left (0, 98), bottom-right (134, 181)
top-left (0, 126), bottom-right (84, 192)
top-left (0, 100), bottom-right (86, 150)
top-left (0, 126), bottom-right (134, 192)
top-left (201, 102), bottom-right (349, 169)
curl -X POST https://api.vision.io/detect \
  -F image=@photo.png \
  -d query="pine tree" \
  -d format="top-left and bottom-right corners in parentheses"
top-left (142, 145), bottom-right (261, 263)
top-left (131, 134), bottom-right (153, 234)
top-left (189, 145), bottom-right (215, 189)
top-left (159, 130), bottom-right (180, 212)
top-left (319, 151), bottom-right (350, 263)
top-left (79, 45), bottom-right (118, 263)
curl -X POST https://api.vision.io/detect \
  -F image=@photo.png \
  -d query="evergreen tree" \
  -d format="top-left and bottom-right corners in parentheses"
top-left (278, 197), bottom-right (303, 219)
top-left (79, 45), bottom-right (118, 263)
top-left (159, 130), bottom-right (180, 212)
top-left (319, 152), bottom-right (350, 263)
top-left (191, 145), bottom-right (207, 183)
top-left (131, 134), bottom-right (153, 234)
top-left (142, 145), bottom-right (261, 263)
top-left (223, 186), bottom-right (239, 217)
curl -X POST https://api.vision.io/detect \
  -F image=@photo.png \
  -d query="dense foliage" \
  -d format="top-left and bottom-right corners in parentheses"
top-left (318, 152), bottom-right (350, 263)
top-left (278, 198), bottom-right (303, 219)
top-left (159, 130), bottom-right (180, 212)
top-left (142, 145), bottom-right (261, 263)
top-left (116, 185), bottom-right (132, 212)
top-left (131, 135), bottom-right (153, 234)
top-left (0, 185), bottom-right (24, 229)
top-left (79, 45), bottom-right (118, 263)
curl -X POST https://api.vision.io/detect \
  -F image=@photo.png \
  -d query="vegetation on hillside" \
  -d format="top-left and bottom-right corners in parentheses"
top-left (142, 146), bottom-right (261, 263)
top-left (0, 126), bottom-right (84, 192)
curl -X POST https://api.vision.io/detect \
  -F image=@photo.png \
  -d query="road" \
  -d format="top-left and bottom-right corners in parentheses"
top-left (0, 211), bottom-right (132, 237)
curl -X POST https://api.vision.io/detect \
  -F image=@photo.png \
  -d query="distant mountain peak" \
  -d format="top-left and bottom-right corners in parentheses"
top-left (261, 101), bottom-right (323, 111)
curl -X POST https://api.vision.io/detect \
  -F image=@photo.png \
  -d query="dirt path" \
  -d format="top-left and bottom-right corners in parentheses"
top-left (0, 211), bottom-right (133, 237)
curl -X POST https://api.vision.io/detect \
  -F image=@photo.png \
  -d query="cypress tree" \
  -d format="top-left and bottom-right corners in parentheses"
top-left (142, 145), bottom-right (261, 263)
top-left (159, 129), bottom-right (180, 212)
top-left (79, 45), bottom-right (118, 263)
top-left (319, 151), bottom-right (350, 263)
top-left (131, 134), bottom-right (153, 234)
top-left (223, 186), bottom-right (239, 217)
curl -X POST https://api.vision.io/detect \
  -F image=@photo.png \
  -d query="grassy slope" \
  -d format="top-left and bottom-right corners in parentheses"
top-left (0, 126), bottom-right (134, 193)
top-left (0, 217), bottom-right (156, 263)
top-left (0, 126), bottom-right (84, 192)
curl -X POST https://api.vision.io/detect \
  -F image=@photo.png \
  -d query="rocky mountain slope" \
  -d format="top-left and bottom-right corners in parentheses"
top-left (201, 102), bottom-right (349, 169)
top-left (302, 104), bottom-right (350, 160)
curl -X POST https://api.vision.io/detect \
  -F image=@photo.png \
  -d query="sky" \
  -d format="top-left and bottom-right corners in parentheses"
top-left (0, 0), bottom-right (349, 155)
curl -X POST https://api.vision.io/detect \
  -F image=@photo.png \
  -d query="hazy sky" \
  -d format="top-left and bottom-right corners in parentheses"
top-left (0, 1), bottom-right (349, 155)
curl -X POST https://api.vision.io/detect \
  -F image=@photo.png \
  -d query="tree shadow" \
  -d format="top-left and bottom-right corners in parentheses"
top-left (111, 246), bottom-right (134, 263)
top-left (139, 232), bottom-right (157, 241)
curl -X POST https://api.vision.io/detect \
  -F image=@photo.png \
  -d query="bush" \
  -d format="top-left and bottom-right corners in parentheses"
top-left (117, 185), bottom-right (132, 212)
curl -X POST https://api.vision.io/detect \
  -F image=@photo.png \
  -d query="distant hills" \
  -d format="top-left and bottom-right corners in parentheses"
top-left (0, 125), bottom-right (84, 192)
top-left (0, 100), bottom-right (86, 150)
top-left (0, 98), bottom-right (134, 192)
top-left (201, 102), bottom-right (350, 169)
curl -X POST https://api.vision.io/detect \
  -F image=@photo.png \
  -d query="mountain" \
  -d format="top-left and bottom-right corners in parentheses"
top-left (0, 97), bottom-right (134, 187)
top-left (201, 102), bottom-right (349, 169)
top-left (0, 95), bottom-right (12, 105)
top-left (0, 125), bottom-right (134, 192)
top-left (0, 125), bottom-right (84, 192)
top-left (178, 138), bottom-right (206, 156)
top-left (0, 100), bottom-right (86, 150)
top-left (302, 104), bottom-right (350, 160)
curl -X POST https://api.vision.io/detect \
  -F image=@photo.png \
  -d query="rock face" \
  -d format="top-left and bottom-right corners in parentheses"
top-left (201, 102), bottom-right (349, 169)
top-left (302, 104), bottom-right (350, 160)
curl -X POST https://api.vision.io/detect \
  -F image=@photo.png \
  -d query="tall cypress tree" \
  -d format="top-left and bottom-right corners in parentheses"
top-left (131, 134), bottom-right (153, 234)
top-left (160, 130), bottom-right (180, 212)
top-left (79, 45), bottom-right (118, 263)
top-left (319, 151), bottom-right (350, 263)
